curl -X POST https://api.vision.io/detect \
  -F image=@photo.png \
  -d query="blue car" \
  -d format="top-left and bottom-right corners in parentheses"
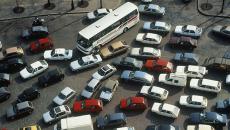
top-left (216, 98), bottom-right (230, 112)
top-left (189, 112), bottom-right (227, 127)
top-left (173, 52), bottom-right (199, 65)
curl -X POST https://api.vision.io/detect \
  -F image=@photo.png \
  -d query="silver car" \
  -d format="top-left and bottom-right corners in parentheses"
top-left (120, 70), bottom-right (154, 85)
top-left (143, 21), bottom-right (171, 35)
top-left (81, 78), bottom-right (101, 99)
top-left (130, 47), bottom-right (161, 59)
top-left (99, 79), bottom-right (119, 102)
top-left (53, 87), bottom-right (76, 106)
top-left (92, 64), bottom-right (117, 81)
top-left (138, 4), bottom-right (165, 16)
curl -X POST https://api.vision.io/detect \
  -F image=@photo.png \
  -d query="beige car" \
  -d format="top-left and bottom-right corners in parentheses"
top-left (3, 46), bottom-right (24, 60)
top-left (99, 41), bottom-right (129, 59)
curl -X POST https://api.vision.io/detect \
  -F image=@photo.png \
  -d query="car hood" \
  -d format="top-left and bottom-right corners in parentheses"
top-left (158, 74), bottom-right (167, 82)
top-left (97, 116), bottom-right (106, 127)
top-left (212, 25), bottom-right (222, 32)
top-left (140, 86), bottom-right (150, 95)
top-left (53, 96), bottom-right (65, 105)
top-left (100, 48), bottom-right (112, 58)
top-left (143, 22), bottom-right (151, 30)
top-left (43, 50), bottom-right (52, 59)
top-left (6, 106), bottom-right (15, 118)
top-left (179, 96), bottom-right (188, 105)
top-left (175, 26), bottom-right (183, 33)
top-left (43, 111), bottom-right (53, 123)
top-left (81, 90), bottom-right (93, 99)
top-left (100, 91), bottom-right (112, 101)
top-left (136, 33), bottom-right (145, 42)
top-left (70, 60), bottom-right (81, 71)
top-left (20, 68), bottom-right (31, 79)
top-left (92, 72), bottom-right (103, 80)
top-left (87, 12), bottom-right (95, 19)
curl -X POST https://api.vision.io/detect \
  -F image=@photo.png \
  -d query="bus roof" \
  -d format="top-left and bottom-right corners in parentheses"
top-left (79, 2), bottom-right (138, 39)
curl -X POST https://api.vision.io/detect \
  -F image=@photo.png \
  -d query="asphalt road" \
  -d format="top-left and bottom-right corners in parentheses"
top-left (0, 0), bottom-right (230, 130)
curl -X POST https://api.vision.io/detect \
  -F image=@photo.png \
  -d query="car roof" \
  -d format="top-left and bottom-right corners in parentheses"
top-left (87, 78), bottom-right (100, 88)
top-left (145, 33), bottom-right (160, 39)
top-left (5, 47), bottom-right (19, 54)
top-left (143, 47), bottom-right (154, 54)
top-left (155, 58), bottom-right (168, 66)
top-left (186, 25), bottom-right (197, 31)
top-left (23, 87), bottom-right (37, 94)
top-left (48, 68), bottom-right (62, 76)
top-left (61, 87), bottom-right (74, 96)
top-left (82, 55), bottom-right (96, 62)
top-left (85, 99), bottom-right (100, 106)
top-left (104, 79), bottom-right (117, 89)
top-left (0, 73), bottom-right (10, 80)
top-left (32, 26), bottom-right (48, 32)
top-left (191, 95), bottom-right (204, 102)
top-left (108, 113), bottom-right (125, 121)
top-left (162, 103), bottom-right (178, 112)
top-left (187, 65), bottom-right (201, 72)
top-left (130, 97), bottom-right (144, 104)
top-left (148, 4), bottom-right (160, 9)
top-left (151, 86), bottom-right (166, 95)
top-left (31, 60), bottom-right (44, 68)
top-left (156, 124), bottom-right (174, 130)
top-left (17, 101), bottom-right (31, 110)
top-left (225, 26), bottom-right (230, 31)
top-left (155, 21), bottom-right (166, 27)
top-left (202, 79), bottom-right (219, 87)
top-left (53, 48), bottom-right (66, 54)
top-left (97, 8), bottom-right (109, 14)
top-left (111, 41), bottom-right (125, 50)
top-left (134, 71), bottom-right (149, 79)
top-left (54, 105), bottom-right (67, 114)
top-left (38, 37), bottom-right (50, 43)
top-left (101, 64), bottom-right (112, 72)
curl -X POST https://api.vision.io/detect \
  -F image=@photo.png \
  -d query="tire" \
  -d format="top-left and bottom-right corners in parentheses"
top-left (123, 27), bottom-right (128, 33)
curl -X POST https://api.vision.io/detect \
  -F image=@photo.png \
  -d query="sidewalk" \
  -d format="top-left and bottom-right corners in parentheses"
top-left (0, 0), bottom-right (123, 21)
top-left (197, 0), bottom-right (230, 18)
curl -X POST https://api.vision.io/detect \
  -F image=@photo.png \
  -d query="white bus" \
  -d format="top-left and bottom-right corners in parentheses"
top-left (76, 2), bottom-right (139, 54)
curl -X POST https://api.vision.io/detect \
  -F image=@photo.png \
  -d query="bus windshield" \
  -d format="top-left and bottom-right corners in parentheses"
top-left (77, 34), bottom-right (91, 49)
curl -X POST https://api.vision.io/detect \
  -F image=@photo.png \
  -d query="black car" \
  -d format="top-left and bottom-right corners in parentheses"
top-left (0, 58), bottom-right (26, 73)
top-left (203, 57), bottom-right (230, 73)
top-left (189, 112), bottom-right (227, 127)
top-left (0, 87), bottom-right (10, 103)
top-left (21, 26), bottom-right (49, 40)
top-left (6, 101), bottom-right (34, 120)
top-left (216, 98), bottom-right (230, 112)
top-left (173, 52), bottom-right (199, 65)
top-left (38, 68), bottom-right (64, 87)
top-left (17, 87), bottom-right (40, 103)
top-left (112, 57), bottom-right (143, 70)
top-left (147, 124), bottom-right (180, 130)
top-left (96, 112), bottom-right (127, 129)
top-left (0, 73), bottom-right (10, 86)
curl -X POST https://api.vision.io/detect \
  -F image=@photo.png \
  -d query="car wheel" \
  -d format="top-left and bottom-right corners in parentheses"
top-left (123, 27), bottom-right (128, 33)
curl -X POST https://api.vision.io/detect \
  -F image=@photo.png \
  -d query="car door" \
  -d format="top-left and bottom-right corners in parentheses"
top-left (52, 54), bottom-right (59, 60)
top-left (183, 29), bottom-right (190, 36)
top-left (58, 54), bottom-right (65, 60)
top-left (189, 30), bottom-right (195, 36)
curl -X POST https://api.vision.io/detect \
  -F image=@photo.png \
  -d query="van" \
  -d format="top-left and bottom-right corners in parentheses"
top-left (158, 73), bottom-right (187, 87)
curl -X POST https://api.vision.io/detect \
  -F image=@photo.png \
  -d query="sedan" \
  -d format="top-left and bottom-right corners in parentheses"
top-left (174, 25), bottom-right (202, 38)
top-left (6, 101), bottom-right (34, 120)
top-left (0, 58), bottom-right (27, 73)
top-left (190, 78), bottom-right (221, 93)
top-left (173, 53), bottom-right (199, 65)
top-left (212, 25), bottom-right (230, 38)
top-left (53, 87), bottom-right (76, 105)
top-left (44, 48), bottom-right (73, 60)
top-left (0, 73), bottom-right (10, 86)
top-left (112, 57), bottom-right (143, 70)
top-left (73, 99), bottom-right (103, 113)
top-left (136, 33), bottom-right (162, 45)
top-left (138, 4), bottom-right (165, 17)
top-left (81, 78), bottom-right (101, 99)
top-left (120, 97), bottom-right (147, 111)
top-left (140, 86), bottom-right (168, 100)
top-left (189, 112), bottom-right (227, 126)
top-left (20, 60), bottom-right (48, 79)
top-left (151, 103), bottom-right (180, 118)
top-left (87, 8), bottom-right (113, 20)
top-left (120, 70), bottom-right (154, 85)
top-left (99, 41), bottom-right (129, 59)
top-left (19, 125), bottom-right (41, 130)
top-left (143, 21), bottom-right (171, 35)
top-left (168, 36), bottom-right (198, 49)
top-left (147, 124), bottom-right (180, 130)
top-left (175, 65), bottom-right (208, 78)
top-left (29, 37), bottom-right (53, 53)
top-left (17, 87), bottom-right (40, 103)
top-left (179, 95), bottom-right (207, 108)
top-left (70, 54), bottom-right (102, 72)
top-left (99, 79), bottom-right (119, 102)
top-left (96, 113), bottom-right (127, 129)
top-left (0, 87), bottom-right (10, 103)
top-left (144, 58), bottom-right (173, 73)
top-left (43, 105), bottom-right (71, 124)
top-left (92, 64), bottom-right (117, 81)
top-left (216, 98), bottom-right (230, 112)
top-left (186, 124), bottom-right (215, 130)
top-left (21, 26), bottom-right (49, 40)
top-left (130, 47), bottom-right (161, 59)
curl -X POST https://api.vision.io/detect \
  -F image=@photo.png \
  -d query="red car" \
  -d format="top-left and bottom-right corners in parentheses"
top-left (73, 99), bottom-right (103, 113)
top-left (144, 58), bottom-right (173, 73)
top-left (29, 37), bottom-right (53, 53)
top-left (120, 97), bottom-right (147, 111)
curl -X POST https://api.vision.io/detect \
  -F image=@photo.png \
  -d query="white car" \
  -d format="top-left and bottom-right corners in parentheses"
top-left (158, 73), bottom-right (187, 87)
top-left (141, 0), bottom-right (152, 3)
top-left (130, 47), bottom-right (161, 59)
top-left (139, 85), bottom-right (168, 100)
top-left (81, 78), bottom-right (101, 99)
top-left (42, 105), bottom-right (71, 124)
top-left (44, 48), bottom-right (73, 60)
top-left (116, 127), bottom-right (135, 130)
top-left (53, 87), bottom-right (76, 105)
top-left (87, 8), bottom-right (113, 20)
top-left (138, 4), bottom-right (165, 16)
top-left (143, 21), bottom-right (171, 35)
top-left (70, 54), bottom-right (102, 72)
top-left (190, 78), bottom-right (222, 93)
top-left (226, 74), bottom-right (230, 85)
top-left (175, 65), bottom-right (208, 78)
top-left (179, 95), bottom-right (208, 108)
top-left (92, 64), bottom-right (117, 81)
top-left (136, 33), bottom-right (162, 45)
top-left (20, 60), bottom-right (48, 79)
top-left (174, 25), bottom-right (202, 38)
top-left (151, 103), bottom-right (180, 118)
top-left (187, 124), bottom-right (215, 130)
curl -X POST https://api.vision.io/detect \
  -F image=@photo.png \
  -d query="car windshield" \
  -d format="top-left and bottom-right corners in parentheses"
top-left (85, 86), bottom-right (93, 92)
top-left (184, 66), bottom-right (188, 72)
top-left (127, 98), bottom-right (132, 106)
top-left (40, 60), bottom-right (47, 65)
top-left (104, 115), bottom-right (110, 123)
top-left (81, 101), bottom-right (86, 109)
top-left (77, 34), bottom-right (92, 49)
top-left (187, 96), bottom-right (192, 103)
top-left (49, 109), bottom-right (56, 118)
top-left (58, 93), bottom-right (66, 99)
top-left (198, 79), bottom-right (202, 86)
top-left (103, 87), bottom-right (112, 93)
top-left (129, 72), bottom-right (135, 78)
top-left (65, 50), bottom-right (69, 55)
top-left (93, 10), bottom-right (99, 15)
top-left (108, 46), bottom-right (114, 52)
top-left (26, 65), bottom-right (34, 73)
top-left (98, 68), bottom-right (106, 76)
top-left (165, 74), bottom-right (170, 80)
top-left (78, 58), bottom-right (85, 65)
